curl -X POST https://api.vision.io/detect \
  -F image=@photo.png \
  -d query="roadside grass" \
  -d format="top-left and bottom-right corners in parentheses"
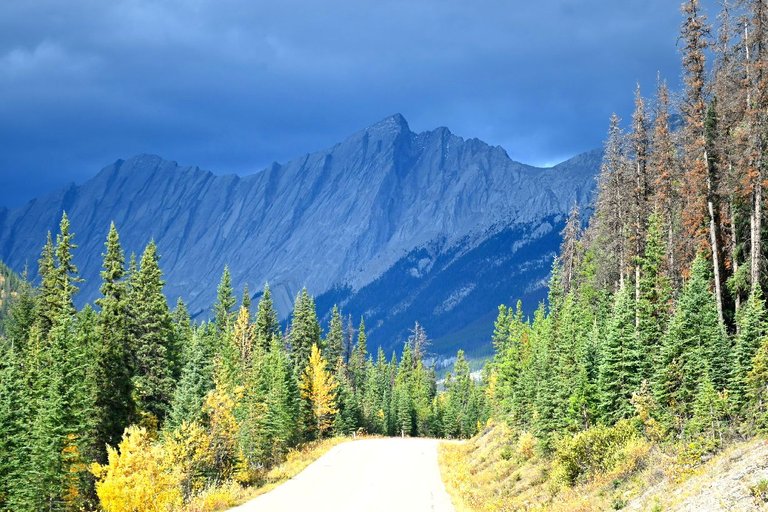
top-left (439, 421), bottom-right (768, 512)
top-left (183, 437), bottom-right (349, 512)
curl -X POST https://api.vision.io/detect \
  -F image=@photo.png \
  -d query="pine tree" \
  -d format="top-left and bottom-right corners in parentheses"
top-left (53, 212), bottom-right (80, 317)
top-left (598, 284), bottom-right (642, 423)
top-left (649, 79), bottom-right (682, 289)
top-left (3, 270), bottom-right (36, 352)
top-left (731, 286), bottom-right (767, 410)
top-left (636, 212), bottom-right (672, 382)
top-left (129, 241), bottom-right (175, 427)
top-left (94, 222), bottom-right (133, 455)
top-left (0, 340), bottom-right (27, 509)
top-left (241, 283), bottom-right (251, 313)
top-left (288, 288), bottom-right (321, 374)
top-left (593, 114), bottom-right (632, 288)
top-left (560, 204), bottom-right (582, 293)
top-left (686, 371), bottom-right (728, 444)
top-left (349, 317), bottom-right (368, 394)
top-left (259, 335), bottom-right (298, 462)
top-left (172, 298), bottom-right (193, 374)
top-left (332, 356), bottom-right (358, 436)
top-left (35, 232), bottom-right (58, 336)
top-left (167, 329), bottom-right (214, 430)
top-left (254, 283), bottom-right (281, 350)
top-left (655, 255), bottom-right (728, 430)
top-left (213, 266), bottom-right (236, 334)
top-left (747, 334), bottom-right (768, 431)
top-left (324, 305), bottom-right (344, 364)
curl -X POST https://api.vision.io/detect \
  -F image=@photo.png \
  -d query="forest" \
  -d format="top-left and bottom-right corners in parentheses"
top-left (475, 0), bottom-right (768, 497)
top-left (0, 215), bottom-right (486, 512)
top-left (4, 0), bottom-right (768, 510)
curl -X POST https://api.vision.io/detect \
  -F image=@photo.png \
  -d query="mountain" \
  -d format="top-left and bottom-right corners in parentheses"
top-left (0, 114), bottom-right (600, 355)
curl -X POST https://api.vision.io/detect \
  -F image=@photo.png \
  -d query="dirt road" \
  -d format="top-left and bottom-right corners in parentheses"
top-left (230, 437), bottom-right (456, 512)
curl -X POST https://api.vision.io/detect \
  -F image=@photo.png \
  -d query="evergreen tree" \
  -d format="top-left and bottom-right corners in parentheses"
top-left (3, 270), bottom-right (36, 352)
top-left (636, 212), bottom-right (672, 382)
top-left (94, 222), bottom-right (133, 454)
top-left (655, 255), bottom-right (728, 430)
top-left (167, 329), bottom-right (214, 430)
top-left (324, 305), bottom-right (344, 364)
top-left (213, 266), bottom-right (236, 334)
top-left (0, 340), bottom-right (27, 509)
top-left (731, 286), bottom-right (767, 411)
top-left (288, 288), bottom-right (321, 374)
top-left (349, 317), bottom-right (368, 393)
top-left (254, 283), bottom-right (280, 350)
top-left (686, 372), bottom-right (728, 444)
top-left (599, 284), bottom-right (642, 423)
top-left (241, 283), bottom-right (251, 313)
top-left (129, 241), bottom-right (175, 426)
top-left (259, 335), bottom-right (298, 462)
top-left (333, 357), bottom-right (358, 436)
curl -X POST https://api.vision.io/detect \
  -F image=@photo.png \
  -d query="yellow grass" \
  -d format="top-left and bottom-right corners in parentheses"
top-left (182, 437), bottom-right (349, 512)
top-left (439, 421), bottom-right (768, 512)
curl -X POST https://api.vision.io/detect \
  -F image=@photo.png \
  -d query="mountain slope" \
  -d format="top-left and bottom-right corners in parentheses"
top-left (0, 114), bottom-right (600, 354)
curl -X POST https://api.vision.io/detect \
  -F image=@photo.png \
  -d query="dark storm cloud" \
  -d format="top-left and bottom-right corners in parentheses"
top-left (0, 0), bottom-right (717, 207)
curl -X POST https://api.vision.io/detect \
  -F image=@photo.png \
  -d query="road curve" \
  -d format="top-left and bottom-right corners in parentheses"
top-left (230, 437), bottom-right (455, 512)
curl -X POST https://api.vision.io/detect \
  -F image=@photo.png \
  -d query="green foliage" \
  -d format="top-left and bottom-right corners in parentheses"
top-left (129, 241), bottom-right (175, 426)
top-left (731, 287), bottom-right (767, 412)
top-left (654, 256), bottom-right (728, 430)
top-left (288, 288), bottom-right (321, 374)
top-left (599, 284), bottom-right (642, 423)
top-left (213, 266), bottom-right (236, 334)
top-left (254, 283), bottom-right (280, 350)
top-left (553, 419), bottom-right (643, 486)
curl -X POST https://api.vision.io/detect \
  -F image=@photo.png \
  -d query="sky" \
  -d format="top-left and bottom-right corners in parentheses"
top-left (0, 0), bottom-right (717, 208)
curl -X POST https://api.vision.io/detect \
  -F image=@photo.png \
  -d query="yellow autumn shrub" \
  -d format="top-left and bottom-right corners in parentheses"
top-left (165, 421), bottom-right (216, 499)
top-left (91, 426), bottom-right (183, 512)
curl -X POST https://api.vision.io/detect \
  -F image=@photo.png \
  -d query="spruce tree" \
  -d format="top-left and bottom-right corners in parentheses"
top-left (213, 266), bottom-right (236, 334)
top-left (655, 255), bottom-right (728, 429)
top-left (288, 288), bottom-right (321, 374)
top-left (636, 212), bottom-right (672, 382)
top-left (3, 270), bottom-right (36, 352)
top-left (731, 286), bottom-right (767, 411)
top-left (0, 340), bottom-right (27, 509)
top-left (324, 305), bottom-right (344, 364)
top-left (254, 283), bottom-right (281, 350)
top-left (94, 222), bottom-right (133, 454)
top-left (241, 283), bottom-right (251, 313)
top-left (599, 284), bottom-right (642, 423)
top-left (129, 241), bottom-right (175, 426)
top-left (167, 329), bottom-right (214, 430)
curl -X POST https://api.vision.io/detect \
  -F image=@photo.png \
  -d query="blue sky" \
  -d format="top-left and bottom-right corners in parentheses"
top-left (0, 0), bottom-right (715, 208)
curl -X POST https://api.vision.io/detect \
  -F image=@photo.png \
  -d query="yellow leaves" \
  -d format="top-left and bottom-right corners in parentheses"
top-left (299, 344), bottom-right (338, 437)
top-left (232, 306), bottom-right (255, 362)
top-left (202, 387), bottom-right (240, 482)
top-left (91, 426), bottom-right (183, 512)
top-left (165, 422), bottom-right (216, 498)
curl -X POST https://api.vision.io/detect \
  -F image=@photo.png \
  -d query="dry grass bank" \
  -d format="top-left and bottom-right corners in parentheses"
top-left (439, 422), bottom-right (768, 512)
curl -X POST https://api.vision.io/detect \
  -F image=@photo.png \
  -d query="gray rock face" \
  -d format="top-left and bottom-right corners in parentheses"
top-left (0, 114), bottom-right (600, 352)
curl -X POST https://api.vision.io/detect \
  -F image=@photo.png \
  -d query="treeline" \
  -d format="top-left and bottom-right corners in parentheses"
top-left (487, 0), bottom-right (768, 460)
top-left (0, 215), bottom-right (485, 512)
top-left (0, 260), bottom-right (23, 330)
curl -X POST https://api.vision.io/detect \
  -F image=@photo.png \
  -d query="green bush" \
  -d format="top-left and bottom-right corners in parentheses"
top-left (552, 419), bottom-right (643, 486)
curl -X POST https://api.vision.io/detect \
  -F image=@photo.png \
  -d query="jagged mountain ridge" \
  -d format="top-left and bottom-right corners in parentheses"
top-left (0, 114), bottom-right (600, 354)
